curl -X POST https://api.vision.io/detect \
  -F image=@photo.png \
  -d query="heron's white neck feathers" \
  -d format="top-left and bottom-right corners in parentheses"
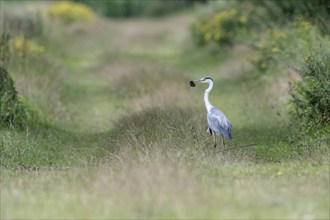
top-left (204, 80), bottom-right (214, 112)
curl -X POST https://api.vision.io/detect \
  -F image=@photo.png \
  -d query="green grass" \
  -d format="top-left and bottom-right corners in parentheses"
top-left (1, 2), bottom-right (329, 219)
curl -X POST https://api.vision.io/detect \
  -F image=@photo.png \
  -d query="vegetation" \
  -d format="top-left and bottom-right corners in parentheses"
top-left (0, 1), bottom-right (329, 219)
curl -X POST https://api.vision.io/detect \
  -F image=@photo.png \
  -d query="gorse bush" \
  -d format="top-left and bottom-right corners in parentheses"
top-left (191, 8), bottom-right (247, 46)
top-left (0, 66), bottom-right (28, 129)
top-left (47, 1), bottom-right (95, 24)
top-left (291, 47), bottom-right (330, 131)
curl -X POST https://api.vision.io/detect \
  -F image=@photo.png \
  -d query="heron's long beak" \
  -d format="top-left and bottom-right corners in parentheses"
top-left (193, 79), bottom-right (203, 83)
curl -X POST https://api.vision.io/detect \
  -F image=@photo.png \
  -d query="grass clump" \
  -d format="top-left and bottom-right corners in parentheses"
top-left (111, 107), bottom-right (204, 150)
top-left (0, 66), bottom-right (28, 129)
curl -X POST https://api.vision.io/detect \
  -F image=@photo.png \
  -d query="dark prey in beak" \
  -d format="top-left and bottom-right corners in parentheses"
top-left (189, 80), bottom-right (196, 87)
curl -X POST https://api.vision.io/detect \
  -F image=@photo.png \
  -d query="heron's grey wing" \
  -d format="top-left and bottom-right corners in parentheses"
top-left (207, 107), bottom-right (232, 139)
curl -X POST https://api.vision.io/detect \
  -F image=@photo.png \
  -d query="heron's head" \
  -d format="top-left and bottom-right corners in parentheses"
top-left (189, 76), bottom-right (213, 87)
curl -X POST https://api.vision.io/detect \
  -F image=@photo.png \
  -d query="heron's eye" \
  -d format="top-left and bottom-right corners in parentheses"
top-left (189, 81), bottom-right (195, 87)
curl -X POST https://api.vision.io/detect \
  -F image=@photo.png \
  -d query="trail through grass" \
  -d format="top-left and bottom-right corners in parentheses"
top-left (1, 5), bottom-right (329, 219)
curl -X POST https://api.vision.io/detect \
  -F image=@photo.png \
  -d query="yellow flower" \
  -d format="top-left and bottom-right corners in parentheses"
top-left (11, 35), bottom-right (45, 56)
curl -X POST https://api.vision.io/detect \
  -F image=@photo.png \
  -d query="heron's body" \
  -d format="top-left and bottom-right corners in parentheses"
top-left (207, 107), bottom-right (232, 139)
top-left (191, 76), bottom-right (232, 148)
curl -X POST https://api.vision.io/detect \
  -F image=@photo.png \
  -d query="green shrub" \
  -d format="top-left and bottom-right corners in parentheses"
top-left (0, 66), bottom-right (28, 129)
top-left (291, 47), bottom-right (330, 131)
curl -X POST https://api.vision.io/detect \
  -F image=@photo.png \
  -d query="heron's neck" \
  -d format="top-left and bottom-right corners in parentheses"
top-left (204, 81), bottom-right (213, 111)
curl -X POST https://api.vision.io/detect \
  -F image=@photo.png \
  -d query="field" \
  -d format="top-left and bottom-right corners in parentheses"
top-left (1, 1), bottom-right (329, 219)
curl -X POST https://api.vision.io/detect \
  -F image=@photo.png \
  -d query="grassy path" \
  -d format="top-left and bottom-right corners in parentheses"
top-left (1, 12), bottom-right (329, 219)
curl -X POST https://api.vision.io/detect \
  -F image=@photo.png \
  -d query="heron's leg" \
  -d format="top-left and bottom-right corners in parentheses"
top-left (207, 126), bottom-right (212, 135)
top-left (212, 131), bottom-right (217, 149)
top-left (221, 135), bottom-right (225, 148)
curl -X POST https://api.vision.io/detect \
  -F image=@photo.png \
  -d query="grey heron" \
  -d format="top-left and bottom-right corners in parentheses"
top-left (190, 77), bottom-right (232, 148)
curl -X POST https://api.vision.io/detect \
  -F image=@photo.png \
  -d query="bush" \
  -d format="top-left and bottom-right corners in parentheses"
top-left (291, 47), bottom-right (330, 131)
top-left (0, 66), bottom-right (28, 129)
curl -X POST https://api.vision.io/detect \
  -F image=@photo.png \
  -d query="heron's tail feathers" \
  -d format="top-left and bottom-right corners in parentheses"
top-left (223, 128), bottom-right (232, 140)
